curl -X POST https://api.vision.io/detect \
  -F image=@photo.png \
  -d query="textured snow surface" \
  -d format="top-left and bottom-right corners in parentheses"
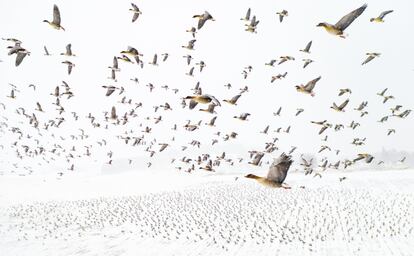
top-left (1, 170), bottom-right (414, 255)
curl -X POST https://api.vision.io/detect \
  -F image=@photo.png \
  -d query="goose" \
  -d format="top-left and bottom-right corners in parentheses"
top-left (60, 44), bottom-right (76, 56)
top-left (362, 52), bottom-right (380, 65)
top-left (276, 10), bottom-right (288, 23)
top-left (317, 4), bottom-right (367, 38)
top-left (193, 11), bottom-right (215, 29)
top-left (300, 41), bottom-right (312, 53)
top-left (245, 153), bottom-right (293, 188)
top-left (43, 4), bottom-right (65, 31)
top-left (129, 3), bottom-right (142, 22)
top-left (296, 76), bottom-right (321, 96)
top-left (370, 10), bottom-right (393, 23)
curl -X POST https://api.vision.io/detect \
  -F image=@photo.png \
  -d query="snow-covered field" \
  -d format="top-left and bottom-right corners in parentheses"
top-left (1, 169), bottom-right (414, 256)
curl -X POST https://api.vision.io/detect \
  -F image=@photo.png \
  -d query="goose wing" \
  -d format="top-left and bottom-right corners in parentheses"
top-left (335, 4), bottom-right (367, 31)
top-left (53, 4), bottom-right (61, 25)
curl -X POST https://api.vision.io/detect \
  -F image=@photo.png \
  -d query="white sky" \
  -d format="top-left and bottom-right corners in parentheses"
top-left (0, 0), bottom-right (413, 174)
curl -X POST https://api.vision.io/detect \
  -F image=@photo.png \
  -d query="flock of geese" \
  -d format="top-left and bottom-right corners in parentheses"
top-left (0, 3), bottom-right (412, 186)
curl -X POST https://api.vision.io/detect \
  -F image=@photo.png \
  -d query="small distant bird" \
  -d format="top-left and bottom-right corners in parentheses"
top-left (234, 113), bottom-right (250, 121)
top-left (377, 88), bottom-right (388, 97)
top-left (296, 76), bottom-right (321, 96)
top-left (383, 95), bottom-right (394, 104)
top-left (370, 10), bottom-right (393, 23)
top-left (300, 41), bottom-right (312, 53)
top-left (193, 11), bottom-right (215, 29)
top-left (261, 125), bottom-right (270, 134)
top-left (223, 94), bottom-right (242, 105)
top-left (248, 152), bottom-right (264, 166)
top-left (108, 56), bottom-right (120, 71)
top-left (196, 61), bottom-right (206, 72)
top-left (265, 59), bottom-right (277, 66)
top-left (339, 88), bottom-right (352, 96)
top-left (271, 72), bottom-right (287, 83)
top-left (246, 153), bottom-right (293, 189)
top-left (129, 3), bottom-right (142, 22)
top-left (317, 4), bottom-right (367, 38)
top-left (161, 53), bottom-right (169, 62)
top-left (62, 61), bottom-right (75, 75)
top-left (378, 116), bottom-right (389, 123)
top-left (35, 102), bottom-right (43, 112)
top-left (278, 56), bottom-right (295, 65)
top-left (8, 45), bottom-right (30, 67)
top-left (302, 59), bottom-right (314, 68)
top-left (149, 54), bottom-right (158, 65)
top-left (182, 39), bottom-right (196, 50)
top-left (206, 116), bottom-right (217, 127)
top-left (245, 15), bottom-right (259, 33)
top-left (276, 10), bottom-right (288, 23)
top-left (199, 104), bottom-right (217, 114)
top-left (387, 129), bottom-right (395, 136)
top-left (362, 52), bottom-right (380, 65)
top-left (185, 27), bottom-right (197, 39)
top-left (273, 107), bottom-right (282, 116)
top-left (390, 105), bottom-right (402, 114)
top-left (185, 94), bottom-right (220, 109)
top-left (43, 46), bottom-right (51, 56)
top-left (331, 99), bottom-right (349, 112)
top-left (186, 67), bottom-right (194, 76)
top-left (353, 153), bottom-right (374, 163)
top-left (110, 106), bottom-right (117, 120)
top-left (61, 44), bottom-right (76, 56)
top-left (295, 108), bottom-right (304, 116)
top-left (241, 8), bottom-right (251, 21)
top-left (43, 4), bottom-right (65, 31)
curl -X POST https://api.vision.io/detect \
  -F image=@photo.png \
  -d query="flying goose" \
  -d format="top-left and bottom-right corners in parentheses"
top-left (245, 153), bottom-right (293, 188)
top-left (317, 4), bottom-right (367, 38)
top-left (129, 3), bottom-right (142, 22)
top-left (362, 52), bottom-right (380, 65)
top-left (331, 99), bottom-right (350, 112)
top-left (248, 152), bottom-right (264, 166)
top-left (61, 44), bottom-right (76, 56)
top-left (240, 8), bottom-right (251, 21)
top-left (184, 94), bottom-right (221, 109)
top-left (223, 94), bottom-right (242, 105)
top-left (370, 10), bottom-right (393, 22)
top-left (276, 10), bottom-right (288, 23)
top-left (43, 4), bottom-right (65, 31)
top-left (300, 41), bottom-right (312, 53)
top-left (186, 27), bottom-right (197, 38)
top-left (61, 61), bottom-right (75, 75)
top-left (193, 11), bottom-right (215, 29)
top-left (295, 76), bottom-right (321, 96)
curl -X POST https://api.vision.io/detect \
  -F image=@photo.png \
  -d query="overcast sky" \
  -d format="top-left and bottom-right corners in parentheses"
top-left (0, 0), bottom-right (413, 174)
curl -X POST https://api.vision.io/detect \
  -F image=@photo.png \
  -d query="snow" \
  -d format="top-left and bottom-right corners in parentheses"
top-left (1, 169), bottom-right (414, 256)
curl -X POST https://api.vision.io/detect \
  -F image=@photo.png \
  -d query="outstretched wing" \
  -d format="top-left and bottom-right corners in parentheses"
top-left (66, 44), bottom-right (72, 55)
top-left (304, 41), bottom-right (312, 52)
top-left (245, 8), bottom-right (251, 20)
top-left (304, 76), bottom-right (321, 91)
top-left (362, 55), bottom-right (374, 65)
top-left (197, 11), bottom-right (212, 29)
top-left (231, 94), bottom-right (242, 103)
top-left (53, 4), bottom-right (61, 25)
top-left (379, 10), bottom-right (393, 19)
top-left (267, 153), bottom-right (292, 183)
top-left (335, 4), bottom-right (367, 31)
top-left (189, 100), bottom-right (198, 110)
top-left (339, 99), bottom-right (349, 109)
top-left (15, 52), bottom-right (27, 66)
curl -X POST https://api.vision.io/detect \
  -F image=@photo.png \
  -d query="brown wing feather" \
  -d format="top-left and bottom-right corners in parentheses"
top-left (335, 4), bottom-right (367, 31)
